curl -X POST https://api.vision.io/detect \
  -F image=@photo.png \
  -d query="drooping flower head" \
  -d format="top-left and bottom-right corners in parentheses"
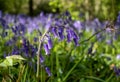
top-left (47, 36), bottom-right (53, 49)
top-left (45, 67), bottom-right (52, 76)
top-left (44, 44), bottom-right (50, 55)
top-left (40, 54), bottom-right (44, 63)
top-left (58, 27), bottom-right (64, 41)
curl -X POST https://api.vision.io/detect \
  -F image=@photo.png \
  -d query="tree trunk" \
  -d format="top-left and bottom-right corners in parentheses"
top-left (29, 0), bottom-right (33, 16)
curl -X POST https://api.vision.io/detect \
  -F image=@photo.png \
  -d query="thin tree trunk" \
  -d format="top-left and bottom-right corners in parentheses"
top-left (29, 0), bottom-right (33, 16)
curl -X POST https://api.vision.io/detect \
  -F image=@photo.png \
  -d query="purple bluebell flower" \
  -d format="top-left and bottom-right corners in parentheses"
top-left (45, 19), bottom-right (52, 30)
top-left (11, 46), bottom-right (20, 55)
top-left (106, 39), bottom-right (112, 44)
top-left (5, 40), bottom-right (14, 46)
top-left (0, 10), bottom-right (2, 18)
top-left (73, 21), bottom-right (82, 30)
top-left (71, 30), bottom-right (79, 46)
top-left (72, 31), bottom-right (78, 39)
top-left (55, 18), bottom-right (63, 26)
top-left (0, 18), bottom-right (9, 29)
top-left (66, 29), bottom-right (74, 42)
top-left (66, 29), bottom-right (71, 42)
top-left (12, 24), bottom-right (26, 36)
top-left (30, 45), bottom-right (37, 57)
top-left (117, 12), bottom-right (120, 23)
top-left (40, 54), bottom-right (44, 63)
top-left (94, 18), bottom-right (101, 27)
top-left (58, 27), bottom-right (64, 40)
top-left (113, 66), bottom-right (120, 76)
top-left (116, 54), bottom-right (120, 60)
top-left (44, 44), bottom-right (50, 55)
top-left (64, 10), bottom-right (70, 16)
top-left (73, 38), bottom-right (79, 46)
top-left (47, 37), bottom-right (53, 49)
top-left (21, 38), bottom-right (30, 57)
top-left (66, 29), bottom-right (79, 46)
top-left (51, 27), bottom-right (58, 37)
top-left (12, 26), bottom-right (17, 34)
top-left (45, 67), bottom-right (52, 76)
top-left (34, 37), bottom-right (38, 42)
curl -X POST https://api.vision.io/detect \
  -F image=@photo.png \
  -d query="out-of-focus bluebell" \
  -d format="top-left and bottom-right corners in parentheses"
top-left (51, 27), bottom-right (58, 38)
top-left (94, 18), bottom-right (101, 28)
top-left (47, 36), bottom-right (53, 49)
top-left (106, 39), bottom-right (112, 44)
top-left (0, 10), bottom-right (2, 18)
top-left (45, 67), bottom-right (52, 76)
top-left (113, 66), bottom-right (120, 76)
top-left (116, 54), bottom-right (120, 60)
top-left (34, 37), bottom-right (38, 42)
top-left (117, 12), bottom-right (120, 23)
top-left (40, 54), bottom-right (44, 63)
top-left (71, 30), bottom-right (79, 46)
top-left (58, 27), bottom-right (64, 41)
top-left (44, 44), bottom-right (50, 55)
top-left (66, 29), bottom-right (72, 42)
top-left (12, 24), bottom-right (26, 36)
top-left (73, 21), bottom-right (83, 33)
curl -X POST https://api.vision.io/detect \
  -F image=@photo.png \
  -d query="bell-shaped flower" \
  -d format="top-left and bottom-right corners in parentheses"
top-left (47, 37), bottom-right (53, 49)
top-left (45, 67), bottom-right (52, 76)
top-left (44, 44), bottom-right (50, 55)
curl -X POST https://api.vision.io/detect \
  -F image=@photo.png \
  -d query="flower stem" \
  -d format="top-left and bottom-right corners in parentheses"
top-left (63, 54), bottom-right (84, 82)
top-left (79, 28), bottom-right (106, 44)
top-left (36, 29), bottom-right (49, 78)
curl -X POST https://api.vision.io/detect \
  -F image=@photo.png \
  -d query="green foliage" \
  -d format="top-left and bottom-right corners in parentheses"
top-left (0, 55), bottom-right (25, 68)
top-left (0, 0), bottom-right (28, 14)
top-left (0, 0), bottom-right (120, 20)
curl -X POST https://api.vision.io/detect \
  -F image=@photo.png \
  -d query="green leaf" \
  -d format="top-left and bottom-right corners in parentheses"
top-left (0, 58), bottom-right (13, 67)
top-left (6, 55), bottom-right (26, 60)
top-left (0, 55), bottom-right (25, 68)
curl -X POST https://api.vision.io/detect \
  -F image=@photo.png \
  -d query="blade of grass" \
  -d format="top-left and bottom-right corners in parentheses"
top-left (85, 76), bottom-right (105, 82)
top-left (23, 65), bottom-right (28, 82)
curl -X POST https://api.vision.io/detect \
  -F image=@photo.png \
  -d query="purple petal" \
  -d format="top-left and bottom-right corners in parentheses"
top-left (51, 27), bottom-right (58, 37)
top-left (73, 38), bottom-right (79, 46)
top-left (58, 28), bottom-right (64, 40)
top-left (44, 44), bottom-right (50, 55)
top-left (40, 54), bottom-right (44, 63)
top-left (47, 37), bottom-right (53, 49)
top-left (45, 67), bottom-right (52, 76)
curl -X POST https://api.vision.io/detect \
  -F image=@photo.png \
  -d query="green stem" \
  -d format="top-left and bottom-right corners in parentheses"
top-left (56, 53), bottom-right (59, 78)
top-left (23, 65), bottom-right (28, 82)
top-left (63, 56), bottom-right (84, 82)
top-left (36, 29), bottom-right (49, 78)
top-left (105, 72), bottom-right (114, 82)
top-left (41, 67), bottom-right (43, 82)
top-left (85, 76), bottom-right (105, 82)
top-left (79, 28), bottom-right (106, 44)
top-left (51, 50), bottom-right (53, 82)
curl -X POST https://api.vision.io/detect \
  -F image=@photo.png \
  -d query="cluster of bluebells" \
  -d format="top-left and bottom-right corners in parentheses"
top-left (0, 11), bottom-right (54, 75)
top-left (1, 10), bottom-right (120, 77)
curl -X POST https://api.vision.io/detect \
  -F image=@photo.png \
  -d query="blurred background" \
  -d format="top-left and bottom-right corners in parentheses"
top-left (0, 0), bottom-right (120, 20)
